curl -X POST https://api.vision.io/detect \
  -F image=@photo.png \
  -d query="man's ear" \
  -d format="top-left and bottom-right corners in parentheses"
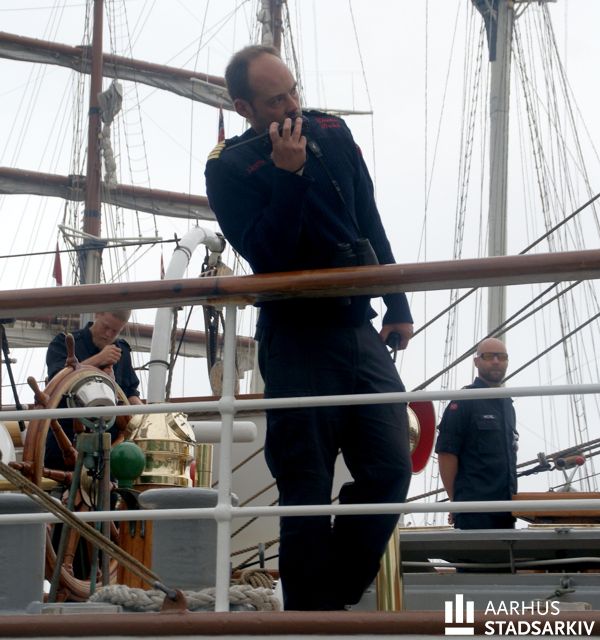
top-left (233, 98), bottom-right (252, 120)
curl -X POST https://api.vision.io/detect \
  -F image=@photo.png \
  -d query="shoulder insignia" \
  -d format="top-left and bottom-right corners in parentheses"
top-left (207, 141), bottom-right (226, 161)
top-left (303, 108), bottom-right (334, 118)
top-left (304, 109), bottom-right (344, 128)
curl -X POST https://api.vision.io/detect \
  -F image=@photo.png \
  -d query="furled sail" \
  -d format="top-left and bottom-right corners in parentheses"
top-left (0, 167), bottom-right (214, 220)
top-left (0, 31), bottom-right (233, 109)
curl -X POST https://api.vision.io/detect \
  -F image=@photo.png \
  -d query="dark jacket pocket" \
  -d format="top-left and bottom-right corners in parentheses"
top-left (475, 415), bottom-right (503, 455)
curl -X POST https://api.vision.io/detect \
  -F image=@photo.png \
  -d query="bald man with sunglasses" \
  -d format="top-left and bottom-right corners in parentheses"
top-left (435, 337), bottom-right (518, 529)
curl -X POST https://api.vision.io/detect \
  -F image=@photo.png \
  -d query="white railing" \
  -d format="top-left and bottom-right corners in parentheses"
top-left (1, 251), bottom-right (600, 610)
top-left (1, 304), bottom-right (600, 610)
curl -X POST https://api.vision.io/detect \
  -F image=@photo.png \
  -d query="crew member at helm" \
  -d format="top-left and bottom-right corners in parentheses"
top-left (44, 310), bottom-right (142, 469)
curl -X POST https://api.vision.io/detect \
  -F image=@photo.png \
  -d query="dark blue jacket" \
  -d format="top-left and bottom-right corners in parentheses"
top-left (205, 110), bottom-right (412, 329)
top-left (435, 377), bottom-right (518, 503)
top-left (46, 323), bottom-right (140, 399)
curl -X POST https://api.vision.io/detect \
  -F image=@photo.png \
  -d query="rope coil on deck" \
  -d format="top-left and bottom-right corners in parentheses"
top-left (89, 583), bottom-right (281, 612)
top-left (233, 568), bottom-right (275, 590)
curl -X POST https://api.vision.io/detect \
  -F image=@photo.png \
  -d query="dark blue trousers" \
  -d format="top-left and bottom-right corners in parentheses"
top-left (454, 512), bottom-right (515, 530)
top-left (258, 323), bottom-right (411, 610)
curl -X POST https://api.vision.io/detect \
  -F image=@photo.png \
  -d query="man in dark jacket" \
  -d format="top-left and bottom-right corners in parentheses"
top-left (436, 337), bottom-right (518, 529)
top-left (205, 45), bottom-right (413, 610)
top-left (45, 310), bottom-right (142, 469)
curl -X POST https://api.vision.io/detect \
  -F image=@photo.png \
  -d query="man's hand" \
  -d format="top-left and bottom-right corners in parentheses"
top-left (270, 116), bottom-right (307, 173)
top-left (83, 344), bottom-right (122, 370)
top-left (98, 344), bottom-right (122, 366)
top-left (380, 323), bottom-right (414, 351)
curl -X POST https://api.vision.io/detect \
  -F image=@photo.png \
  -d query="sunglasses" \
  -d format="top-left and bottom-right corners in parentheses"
top-left (477, 352), bottom-right (508, 362)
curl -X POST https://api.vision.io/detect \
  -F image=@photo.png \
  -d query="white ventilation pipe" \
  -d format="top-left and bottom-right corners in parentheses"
top-left (189, 420), bottom-right (257, 444)
top-left (146, 227), bottom-right (225, 403)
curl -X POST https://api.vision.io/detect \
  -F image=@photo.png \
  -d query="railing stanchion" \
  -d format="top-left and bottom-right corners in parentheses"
top-left (214, 304), bottom-right (237, 612)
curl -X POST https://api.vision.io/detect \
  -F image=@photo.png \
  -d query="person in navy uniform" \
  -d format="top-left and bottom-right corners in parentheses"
top-left (45, 310), bottom-right (142, 469)
top-left (436, 337), bottom-right (518, 529)
top-left (205, 45), bottom-right (413, 610)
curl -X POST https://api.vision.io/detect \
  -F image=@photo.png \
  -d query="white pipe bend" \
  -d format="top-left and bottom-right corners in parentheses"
top-left (190, 420), bottom-right (257, 443)
top-left (147, 227), bottom-right (225, 403)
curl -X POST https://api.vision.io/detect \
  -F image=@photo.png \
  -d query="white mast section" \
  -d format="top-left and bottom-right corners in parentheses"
top-left (486, 0), bottom-right (513, 336)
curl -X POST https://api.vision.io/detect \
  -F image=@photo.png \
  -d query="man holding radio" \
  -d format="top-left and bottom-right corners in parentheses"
top-left (205, 45), bottom-right (413, 610)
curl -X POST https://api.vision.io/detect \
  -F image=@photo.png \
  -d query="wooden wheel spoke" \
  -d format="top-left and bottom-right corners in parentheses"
top-left (62, 529), bottom-right (80, 577)
top-left (49, 419), bottom-right (78, 469)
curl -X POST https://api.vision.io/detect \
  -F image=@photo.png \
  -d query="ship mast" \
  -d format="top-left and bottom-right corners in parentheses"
top-left (260, 0), bottom-right (283, 51)
top-left (79, 0), bottom-right (104, 323)
top-left (477, 0), bottom-right (514, 337)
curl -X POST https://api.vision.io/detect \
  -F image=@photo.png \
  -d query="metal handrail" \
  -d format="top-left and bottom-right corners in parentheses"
top-left (1, 253), bottom-right (600, 610)
top-left (1, 498), bottom-right (599, 526)
top-left (0, 383), bottom-right (599, 422)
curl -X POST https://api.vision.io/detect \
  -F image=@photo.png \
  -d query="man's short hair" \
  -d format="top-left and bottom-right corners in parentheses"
top-left (225, 45), bottom-right (280, 102)
top-left (98, 309), bottom-right (131, 323)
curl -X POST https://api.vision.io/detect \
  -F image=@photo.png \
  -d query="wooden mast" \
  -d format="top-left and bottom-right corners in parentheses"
top-left (80, 0), bottom-right (105, 294)
top-left (260, 0), bottom-right (283, 51)
top-left (271, 0), bottom-right (283, 53)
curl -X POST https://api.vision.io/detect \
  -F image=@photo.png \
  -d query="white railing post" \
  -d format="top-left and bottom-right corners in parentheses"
top-left (213, 304), bottom-right (237, 612)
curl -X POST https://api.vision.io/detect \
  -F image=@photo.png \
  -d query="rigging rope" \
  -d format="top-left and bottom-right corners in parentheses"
top-left (283, 1), bottom-right (304, 105)
top-left (347, 0), bottom-right (376, 182)
top-left (414, 280), bottom-right (580, 392)
top-left (0, 238), bottom-right (179, 262)
top-left (439, 13), bottom-right (486, 397)
top-left (165, 307), bottom-right (179, 401)
top-left (512, 7), bottom-right (600, 490)
top-left (504, 310), bottom-right (600, 384)
top-left (1, 451), bottom-right (279, 609)
top-left (0, 457), bottom-right (161, 589)
top-left (417, 0), bottom-right (600, 506)
top-left (411, 190), bottom-right (600, 342)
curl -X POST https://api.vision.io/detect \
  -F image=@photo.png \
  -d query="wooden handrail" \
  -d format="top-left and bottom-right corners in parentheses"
top-left (1, 248), bottom-right (599, 318)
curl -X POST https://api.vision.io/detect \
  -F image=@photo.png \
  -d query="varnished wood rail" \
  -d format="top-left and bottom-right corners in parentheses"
top-left (1, 249), bottom-right (599, 318)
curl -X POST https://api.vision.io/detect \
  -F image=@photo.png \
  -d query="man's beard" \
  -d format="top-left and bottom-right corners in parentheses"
top-left (482, 370), bottom-right (505, 385)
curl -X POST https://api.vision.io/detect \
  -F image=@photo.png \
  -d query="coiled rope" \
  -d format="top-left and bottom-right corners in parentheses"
top-left (0, 457), bottom-right (280, 611)
top-left (89, 582), bottom-right (280, 612)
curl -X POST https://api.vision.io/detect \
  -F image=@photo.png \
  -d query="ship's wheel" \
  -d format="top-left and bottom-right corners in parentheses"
top-left (13, 340), bottom-right (134, 602)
